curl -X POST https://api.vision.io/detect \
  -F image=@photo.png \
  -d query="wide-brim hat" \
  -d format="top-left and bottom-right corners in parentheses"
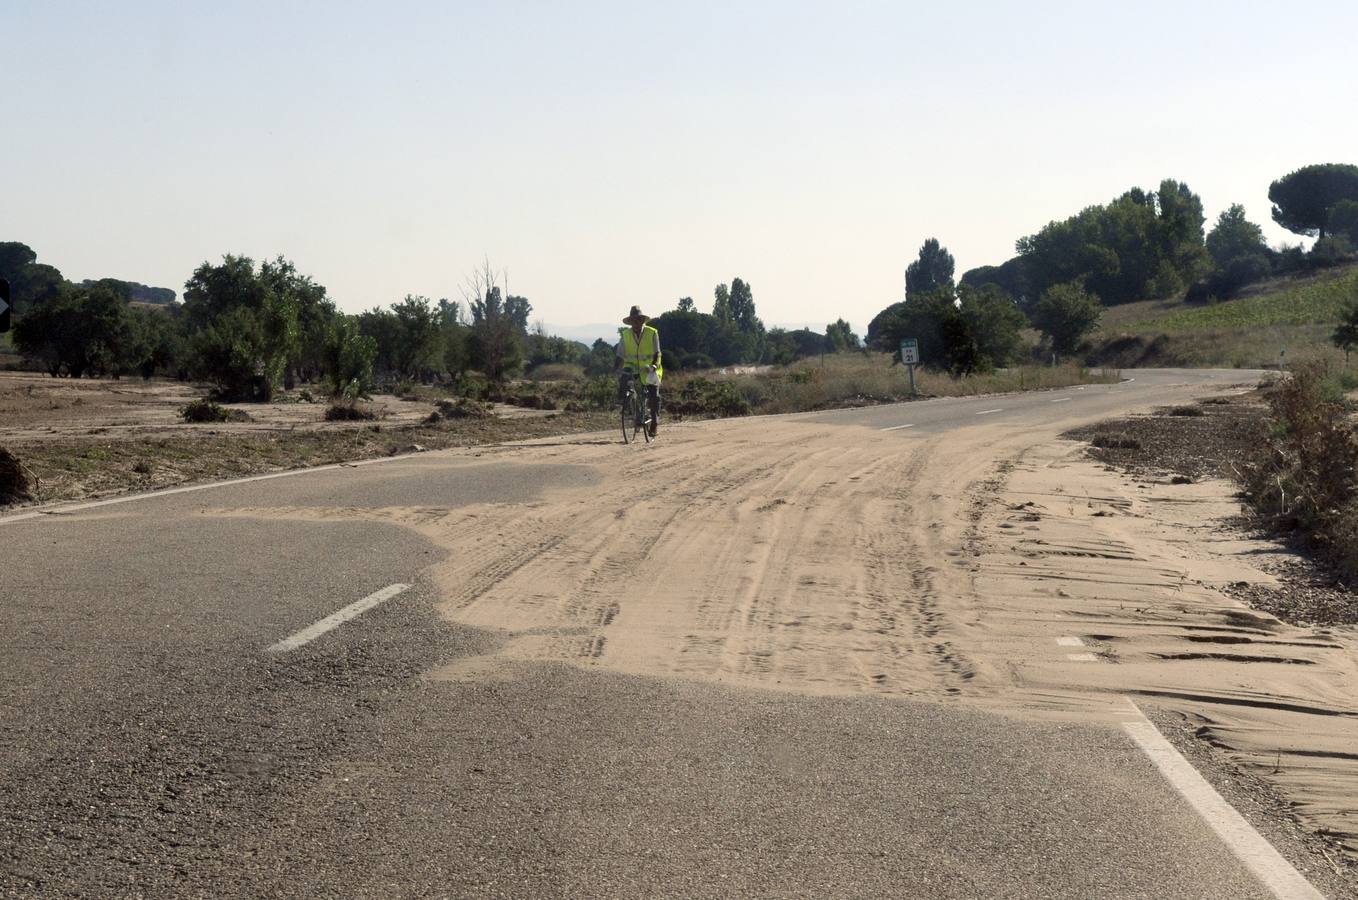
top-left (622, 305), bottom-right (649, 326)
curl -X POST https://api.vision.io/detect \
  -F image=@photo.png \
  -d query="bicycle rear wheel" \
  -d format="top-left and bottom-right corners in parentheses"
top-left (621, 393), bottom-right (638, 443)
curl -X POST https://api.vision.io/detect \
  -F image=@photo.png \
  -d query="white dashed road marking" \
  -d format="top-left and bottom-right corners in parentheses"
top-left (880, 424), bottom-right (916, 432)
top-left (1050, 397), bottom-right (1071, 403)
top-left (1056, 636), bottom-right (1084, 647)
top-left (1121, 700), bottom-right (1325, 900)
top-left (1066, 652), bottom-right (1099, 662)
top-left (267, 583), bottom-right (412, 653)
top-left (976, 408), bottom-right (1003, 416)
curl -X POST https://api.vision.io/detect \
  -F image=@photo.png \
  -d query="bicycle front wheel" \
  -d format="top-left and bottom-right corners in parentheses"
top-left (621, 393), bottom-right (638, 443)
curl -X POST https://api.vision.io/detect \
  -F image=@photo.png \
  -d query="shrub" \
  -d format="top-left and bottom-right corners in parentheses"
top-left (1166, 405), bottom-right (1204, 417)
top-left (1091, 434), bottom-right (1141, 450)
top-left (433, 398), bottom-right (490, 419)
top-left (323, 317), bottom-right (377, 403)
top-left (181, 399), bottom-right (250, 423)
top-left (324, 403), bottom-right (376, 421)
top-left (0, 446), bottom-right (32, 504)
top-left (1241, 362), bottom-right (1358, 581)
top-left (583, 375), bottom-right (616, 410)
top-left (667, 378), bottom-right (751, 418)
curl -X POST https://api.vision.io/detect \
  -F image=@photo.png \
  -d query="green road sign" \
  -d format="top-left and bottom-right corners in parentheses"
top-left (899, 337), bottom-right (918, 365)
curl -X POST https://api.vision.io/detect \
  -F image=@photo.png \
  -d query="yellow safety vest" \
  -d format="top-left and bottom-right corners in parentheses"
top-left (619, 325), bottom-right (663, 381)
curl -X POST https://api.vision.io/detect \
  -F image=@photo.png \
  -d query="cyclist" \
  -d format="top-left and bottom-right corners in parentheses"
top-left (614, 305), bottom-right (662, 437)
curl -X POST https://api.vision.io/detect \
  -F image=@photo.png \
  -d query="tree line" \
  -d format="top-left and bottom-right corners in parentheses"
top-left (3, 243), bottom-right (862, 401)
top-left (867, 162), bottom-right (1358, 372)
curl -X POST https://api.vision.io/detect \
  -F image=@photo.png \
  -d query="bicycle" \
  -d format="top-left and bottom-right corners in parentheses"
top-left (618, 370), bottom-right (655, 444)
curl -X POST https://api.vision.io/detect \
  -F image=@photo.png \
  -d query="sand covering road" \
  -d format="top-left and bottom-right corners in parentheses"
top-left (214, 411), bottom-right (1358, 859)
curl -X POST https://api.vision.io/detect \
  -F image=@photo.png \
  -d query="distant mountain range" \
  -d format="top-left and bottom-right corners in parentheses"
top-left (545, 323), bottom-right (619, 346)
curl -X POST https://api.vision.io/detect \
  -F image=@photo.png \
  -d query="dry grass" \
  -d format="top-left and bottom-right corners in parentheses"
top-left (669, 352), bottom-right (1117, 415)
top-left (1241, 362), bottom-right (1358, 584)
top-left (1091, 263), bottom-right (1358, 369)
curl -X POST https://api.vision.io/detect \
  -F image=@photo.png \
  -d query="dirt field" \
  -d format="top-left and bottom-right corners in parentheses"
top-left (0, 372), bottom-right (604, 505)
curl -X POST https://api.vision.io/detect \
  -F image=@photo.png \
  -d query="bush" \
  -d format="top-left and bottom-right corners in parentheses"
top-left (181, 399), bottom-right (250, 423)
top-left (1091, 434), bottom-right (1141, 450)
top-left (667, 377), bottom-right (751, 418)
top-left (324, 403), bottom-right (376, 421)
top-left (0, 446), bottom-right (33, 505)
top-left (1242, 362), bottom-right (1358, 581)
top-left (434, 398), bottom-right (490, 419)
top-left (583, 375), bottom-right (616, 410)
top-left (1166, 405), bottom-right (1205, 417)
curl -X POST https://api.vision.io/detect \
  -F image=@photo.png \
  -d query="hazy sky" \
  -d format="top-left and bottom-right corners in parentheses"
top-left (7, 1), bottom-right (1357, 335)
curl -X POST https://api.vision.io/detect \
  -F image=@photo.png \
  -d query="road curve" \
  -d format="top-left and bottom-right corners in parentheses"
top-left (4, 367), bottom-right (1340, 898)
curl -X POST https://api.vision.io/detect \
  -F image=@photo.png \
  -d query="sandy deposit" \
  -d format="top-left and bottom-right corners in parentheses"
top-left (205, 404), bottom-right (1358, 860)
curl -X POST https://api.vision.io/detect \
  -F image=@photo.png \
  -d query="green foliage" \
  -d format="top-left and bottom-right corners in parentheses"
top-left (1032, 282), bottom-right (1103, 357)
top-left (526, 326), bottom-right (584, 369)
top-left (704, 278), bottom-right (765, 362)
top-left (1113, 267), bottom-right (1358, 338)
top-left (1016, 180), bottom-right (1209, 305)
top-left (1269, 163), bottom-right (1358, 239)
top-left (389, 294), bottom-right (442, 378)
top-left (1242, 362), bottom-right (1358, 581)
top-left (324, 403), bottom-right (376, 421)
top-left (181, 398), bottom-right (249, 423)
top-left (183, 255), bottom-right (304, 401)
top-left (826, 318), bottom-right (860, 351)
top-left (958, 284), bottom-right (1026, 367)
top-left (960, 256), bottom-right (1031, 306)
top-left (0, 242), bottom-right (65, 311)
top-left (1331, 298), bottom-right (1358, 358)
top-left (78, 278), bottom-right (176, 305)
top-left (323, 316), bottom-right (377, 402)
top-left (868, 284), bottom-right (1024, 375)
top-left (12, 280), bottom-right (154, 377)
top-left (583, 338), bottom-right (615, 377)
top-left (668, 378), bottom-right (751, 417)
top-left (1330, 200), bottom-right (1358, 244)
top-left (582, 374), bottom-right (616, 409)
top-left (468, 286), bottom-right (526, 381)
top-left (906, 238), bottom-right (955, 297)
top-left (1310, 235), bottom-right (1355, 268)
top-left (1206, 204), bottom-right (1269, 268)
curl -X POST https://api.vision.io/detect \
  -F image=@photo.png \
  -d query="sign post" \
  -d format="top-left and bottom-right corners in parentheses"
top-left (0, 278), bottom-right (10, 334)
top-left (899, 338), bottom-right (919, 397)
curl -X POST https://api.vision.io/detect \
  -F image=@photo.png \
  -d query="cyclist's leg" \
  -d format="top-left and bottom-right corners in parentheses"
top-left (647, 384), bottom-right (660, 435)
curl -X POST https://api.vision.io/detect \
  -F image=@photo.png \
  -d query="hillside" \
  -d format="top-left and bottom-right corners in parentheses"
top-left (1088, 263), bottom-right (1358, 369)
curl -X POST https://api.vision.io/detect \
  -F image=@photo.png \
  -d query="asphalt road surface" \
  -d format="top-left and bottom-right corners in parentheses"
top-left (1, 368), bottom-right (1335, 898)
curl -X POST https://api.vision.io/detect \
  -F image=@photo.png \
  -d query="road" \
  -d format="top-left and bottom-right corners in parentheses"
top-left (0, 368), bottom-right (1340, 898)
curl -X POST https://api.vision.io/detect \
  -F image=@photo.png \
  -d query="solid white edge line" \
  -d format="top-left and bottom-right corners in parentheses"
top-left (266, 583), bottom-right (412, 653)
top-left (0, 449), bottom-right (435, 527)
top-left (880, 424), bottom-right (916, 432)
top-left (1121, 700), bottom-right (1325, 900)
